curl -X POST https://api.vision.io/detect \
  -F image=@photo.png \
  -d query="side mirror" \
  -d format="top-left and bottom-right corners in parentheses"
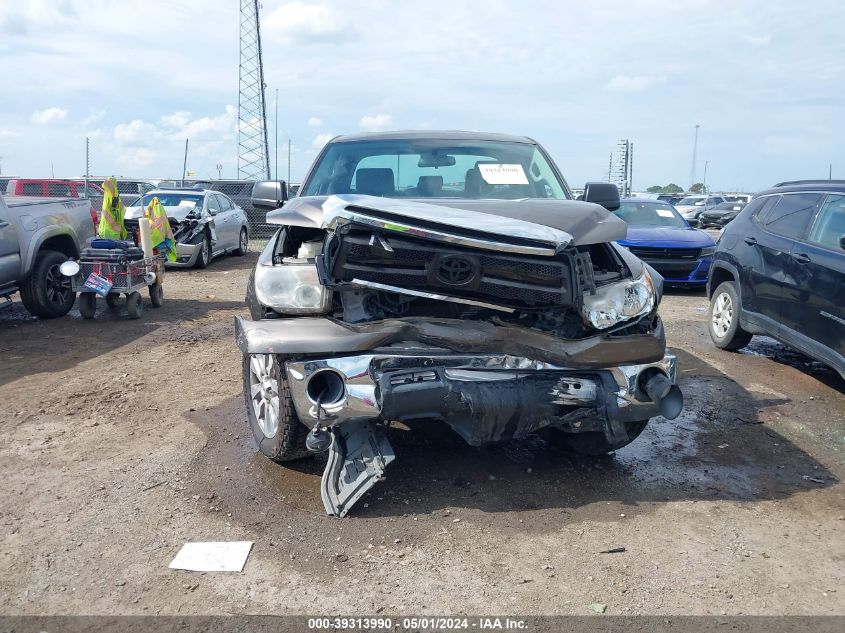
top-left (687, 218), bottom-right (700, 228)
top-left (840, 234), bottom-right (845, 251)
top-left (583, 182), bottom-right (620, 211)
top-left (252, 180), bottom-right (288, 210)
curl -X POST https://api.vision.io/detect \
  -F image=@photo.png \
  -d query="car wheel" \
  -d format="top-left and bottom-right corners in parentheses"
top-left (709, 281), bottom-right (752, 350)
top-left (79, 292), bottom-right (97, 319)
top-left (194, 234), bottom-right (210, 269)
top-left (126, 291), bottom-right (144, 319)
top-left (234, 228), bottom-right (248, 256)
top-left (149, 282), bottom-right (164, 307)
top-left (19, 249), bottom-right (77, 319)
top-left (243, 353), bottom-right (311, 463)
top-left (540, 421), bottom-right (648, 456)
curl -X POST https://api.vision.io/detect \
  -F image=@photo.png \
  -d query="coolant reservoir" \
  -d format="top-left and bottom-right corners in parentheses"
top-left (297, 240), bottom-right (322, 260)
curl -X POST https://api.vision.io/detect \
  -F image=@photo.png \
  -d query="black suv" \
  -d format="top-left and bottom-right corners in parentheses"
top-left (707, 180), bottom-right (845, 378)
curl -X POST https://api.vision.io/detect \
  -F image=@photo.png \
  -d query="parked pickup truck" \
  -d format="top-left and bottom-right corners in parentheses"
top-left (237, 130), bottom-right (684, 517)
top-left (0, 192), bottom-right (97, 317)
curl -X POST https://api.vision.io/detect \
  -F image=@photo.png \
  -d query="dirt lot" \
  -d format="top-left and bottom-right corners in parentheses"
top-left (1, 252), bottom-right (843, 616)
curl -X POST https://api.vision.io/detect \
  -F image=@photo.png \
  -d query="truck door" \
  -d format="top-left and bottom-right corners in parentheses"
top-left (0, 201), bottom-right (22, 289)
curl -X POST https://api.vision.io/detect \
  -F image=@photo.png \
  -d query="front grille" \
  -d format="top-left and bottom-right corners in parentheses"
top-left (326, 229), bottom-right (584, 309)
top-left (627, 246), bottom-right (701, 260)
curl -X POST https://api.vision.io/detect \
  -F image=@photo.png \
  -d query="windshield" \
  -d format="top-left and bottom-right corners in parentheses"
top-left (613, 201), bottom-right (688, 228)
top-left (138, 193), bottom-right (204, 208)
top-left (713, 202), bottom-right (743, 210)
top-left (300, 139), bottom-right (569, 200)
top-left (677, 196), bottom-right (705, 205)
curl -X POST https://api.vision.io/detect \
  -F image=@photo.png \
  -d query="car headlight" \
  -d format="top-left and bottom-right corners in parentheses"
top-left (700, 246), bottom-right (715, 256)
top-left (582, 270), bottom-right (655, 330)
top-left (254, 263), bottom-right (331, 314)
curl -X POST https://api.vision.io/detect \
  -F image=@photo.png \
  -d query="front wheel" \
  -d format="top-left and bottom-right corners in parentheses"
top-left (126, 291), bottom-right (144, 319)
top-left (194, 235), bottom-right (210, 269)
top-left (79, 292), bottom-right (97, 319)
top-left (243, 354), bottom-right (311, 462)
top-left (149, 282), bottom-right (164, 307)
top-left (709, 281), bottom-right (752, 351)
top-left (539, 421), bottom-right (648, 456)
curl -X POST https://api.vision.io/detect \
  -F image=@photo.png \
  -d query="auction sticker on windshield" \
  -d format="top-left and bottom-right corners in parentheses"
top-left (656, 209), bottom-right (675, 218)
top-left (478, 163), bottom-right (529, 185)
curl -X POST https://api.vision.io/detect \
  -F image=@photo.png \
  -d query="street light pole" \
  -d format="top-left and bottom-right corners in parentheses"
top-left (690, 124), bottom-right (700, 190)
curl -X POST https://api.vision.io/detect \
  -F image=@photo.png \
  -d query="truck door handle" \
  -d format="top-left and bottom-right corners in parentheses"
top-left (791, 252), bottom-right (811, 264)
top-left (743, 237), bottom-right (757, 246)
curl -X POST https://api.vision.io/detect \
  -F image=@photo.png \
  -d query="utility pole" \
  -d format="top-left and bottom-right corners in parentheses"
top-left (703, 160), bottom-right (709, 193)
top-left (0, 156), bottom-right (4, 176)
top-left (607, 153), bottom-right (613, 182)
top-left (84, 138), bottom-right (89, 197)
top-left (216, 163), bottom-right (223, 180)
top-left (830, 164), bottom-right (833, 180)
top-left (181, 138), bottom-right (189, 186)
top-left (274, 88), bottom-right (279, 182)
top-left (690, 124), bottom-right (700, 190)
top-left (287, 139), bottom-right (291, 185)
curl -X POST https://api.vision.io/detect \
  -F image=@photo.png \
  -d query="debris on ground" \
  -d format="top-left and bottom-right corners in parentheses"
top-left (589, 603), bottom-right (608, 614)
top-left (599, 547), bottom-right (626, 554)
top-left (168, 541), bottom-right (254, 572)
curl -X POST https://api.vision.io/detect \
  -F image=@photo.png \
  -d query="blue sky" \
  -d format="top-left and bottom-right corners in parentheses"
top-left (1, 0), bottom-right (843, 192)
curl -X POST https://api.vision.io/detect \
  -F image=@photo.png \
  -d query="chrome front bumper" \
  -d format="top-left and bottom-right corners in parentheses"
top-left (284, 352), bottom-right (677, 437)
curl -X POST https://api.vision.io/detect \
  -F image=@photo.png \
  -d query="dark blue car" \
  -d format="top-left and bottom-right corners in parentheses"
top-left (614, 198), bottom-right (716, 286)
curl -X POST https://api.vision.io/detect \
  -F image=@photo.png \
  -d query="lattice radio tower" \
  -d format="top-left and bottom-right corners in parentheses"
top-left (238, 0), bottom-right (271, 180)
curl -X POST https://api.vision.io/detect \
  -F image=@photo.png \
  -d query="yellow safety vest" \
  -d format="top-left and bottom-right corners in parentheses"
top-left (146, 198), bottom-right (176, 262)
top-left (98, 177), bottom-right (127, 240)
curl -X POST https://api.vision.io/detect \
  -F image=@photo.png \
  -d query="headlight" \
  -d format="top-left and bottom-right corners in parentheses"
top-left (700, 246), bottom-right (715, 256)
top-left (582, 271), bottom-right (655, 330)
top-left (254, 263), bottom-right (331, 314)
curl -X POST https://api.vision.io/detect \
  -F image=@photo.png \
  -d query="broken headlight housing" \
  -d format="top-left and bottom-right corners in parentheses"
top-left (254, 263), bottom-right (331, 314)
top-left (582, 270), bottom-right (655, 330)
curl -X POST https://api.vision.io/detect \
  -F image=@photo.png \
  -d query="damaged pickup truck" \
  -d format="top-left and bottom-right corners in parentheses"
top-left (236, 131), bottom-right (683, 517)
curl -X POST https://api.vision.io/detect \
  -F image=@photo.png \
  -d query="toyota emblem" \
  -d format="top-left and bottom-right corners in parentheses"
top-left (435, 255), bottom-right (477, 286)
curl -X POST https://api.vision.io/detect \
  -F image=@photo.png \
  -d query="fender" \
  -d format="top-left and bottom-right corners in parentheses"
top-left (22, 223), bottom-right (82, 273)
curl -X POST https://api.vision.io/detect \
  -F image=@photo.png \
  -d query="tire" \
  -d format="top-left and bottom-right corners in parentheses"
top-left (126, 291), bottom-right (144, 319)
top-left (19, 249), bottom-right (77, 319)
top-left (149, 282), bottom-right (164, 307)
top-left (194, 234), bottom-right (210, 269)
top-left (234, 227), bottom-right (248, 256)
top-left (709, 281), bottom-right (752, 351)
top-left (79, 292), bottom-right (97, 319)
top-left (540, 420), bottom-right (649, 456)
top-left (105, 293), bottom-right (121, 309)
top-left (242, 353), bottom-right (311, 463)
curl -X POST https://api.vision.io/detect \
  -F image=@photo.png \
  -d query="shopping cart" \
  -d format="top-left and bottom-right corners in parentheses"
top-left (67, 254), bottom-right (165, 319)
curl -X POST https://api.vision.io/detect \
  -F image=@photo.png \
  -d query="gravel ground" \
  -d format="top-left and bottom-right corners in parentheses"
top-left (1, 252), bottom-right (843, 616)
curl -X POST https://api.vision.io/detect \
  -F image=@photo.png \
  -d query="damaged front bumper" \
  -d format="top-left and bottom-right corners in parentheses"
top-left (236, 315), bottom-right (681, 517)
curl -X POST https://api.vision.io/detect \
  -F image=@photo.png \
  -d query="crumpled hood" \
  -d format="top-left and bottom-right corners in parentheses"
top-left (125, 205), bottom-right (198, 221)
top-left (620, 226), bottom-right (716, 248)
top-left (267, 194), bottom-right (627, 247)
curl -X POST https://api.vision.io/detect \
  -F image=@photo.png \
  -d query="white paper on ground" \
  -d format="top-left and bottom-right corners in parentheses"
top-left (478, 163), bottom-right (529, 185)
top-left (169, 541), bottom-right (254, 572)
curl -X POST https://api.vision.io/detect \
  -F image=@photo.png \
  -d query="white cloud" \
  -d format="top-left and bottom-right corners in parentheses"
top-left (359, 113), bottom-right (394, 132)
top-left (32, 107), bottom-right (68, 124)
top-left (604, 74), bottom-right (665, 92)
top-left (308, 116), bottom-right (322, 127)
top-left (113, 119), bottom-right (157, 143)
top-left (118, 147), bottom-right (156, 169)
top-left (264, 2), bottom-right (345, 40)
top-left (160, 110), bottom-right (191, 128)
top-left (312, 133), bottom-right (334, 148)
top-left (0, 128), bottom-right (21, 138)
top-left (81, 107), bottom-right (106, 127)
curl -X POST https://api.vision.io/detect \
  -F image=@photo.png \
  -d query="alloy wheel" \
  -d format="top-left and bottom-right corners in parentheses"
top-left (248, 354), bottom-right (279, 438)
top-left (45, 263), bottom-right (72, 307)
top-left (711, 291), bottom-right (733, 338)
